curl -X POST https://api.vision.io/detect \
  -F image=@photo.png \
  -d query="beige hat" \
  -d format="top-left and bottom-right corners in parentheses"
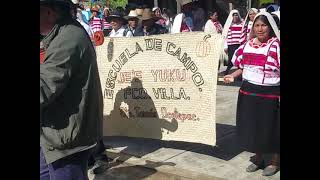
top-left (124, 10), bottom-right (139, 20)
top-left (136, 8), bottom-right (144, 16)
top-left (180, 0), bottom-right (193, 6)
top-left (141, 8), bottom-right (159, 21)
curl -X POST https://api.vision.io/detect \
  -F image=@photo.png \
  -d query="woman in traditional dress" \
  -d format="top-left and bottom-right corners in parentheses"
top-left (102, 7), bottom-right (112, 36)
top-left (222, 9), bottom-right (243, 75)
top-left (239, 8), bottom-right (259, 45)
top-left (171, 0), bottom-right (193, 33)
top-left (204, 9), bottom-right (223, 34)
top-left (204, 9), bottom-right (223, 70)
top-left (152, 7), bottom-right (167, 28)
top-left (223, 11), bottom-right (280, 176)
top-left (89, 5), bottom-right (104, 33)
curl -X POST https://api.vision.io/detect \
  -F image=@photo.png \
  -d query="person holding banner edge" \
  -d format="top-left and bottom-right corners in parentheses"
top-left (223, 11), bottom-right (280, 176)
top-left (40, 0), bottom-right (103, 179)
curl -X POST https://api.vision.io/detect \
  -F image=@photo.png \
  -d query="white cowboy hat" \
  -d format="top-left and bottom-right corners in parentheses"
top-left (124, 10), bottom-right (139, 20)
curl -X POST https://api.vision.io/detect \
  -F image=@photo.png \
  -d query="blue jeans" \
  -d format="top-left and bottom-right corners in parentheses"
top-left (40, 147), bottom-right (91, 180)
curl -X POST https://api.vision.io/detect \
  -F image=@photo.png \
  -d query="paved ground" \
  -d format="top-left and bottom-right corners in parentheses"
top-left (88, 67), bottom-right (280, 180)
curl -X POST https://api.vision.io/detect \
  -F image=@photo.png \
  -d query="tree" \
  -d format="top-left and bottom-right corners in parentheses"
top-left (99, 0), bottom-right (128, 9)
top-left (232, 0), bottom-right (248, 17)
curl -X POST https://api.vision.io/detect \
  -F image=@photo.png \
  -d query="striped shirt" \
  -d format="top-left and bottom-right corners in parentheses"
top-left (239, 21), bottom-right (253, 44)
top-left (226, 23), bottom-right (243, 45)
top-left (89, 17), bottom-right (103, 33)
top-left (232, 37), bottom-right (280, 86)
top-left (103, 18), bottom-right (112, 30)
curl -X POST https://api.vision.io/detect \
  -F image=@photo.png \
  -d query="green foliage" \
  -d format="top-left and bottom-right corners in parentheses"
top-left (259, 0), bottom-right (274, 6)
top-left (111, 0), bottom-right (128, 9)
top-left (98, 0), bottom-right (128, 9)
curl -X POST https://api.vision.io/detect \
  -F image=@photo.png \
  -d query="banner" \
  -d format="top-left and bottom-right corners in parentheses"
top-left (96, 32), bottom-right (223, 146)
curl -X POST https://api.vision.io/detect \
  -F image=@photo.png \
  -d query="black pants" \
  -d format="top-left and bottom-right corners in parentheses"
top-left (40, 147), bottom-right (91, 180)
top-left (88, 139), bottom-right (109, 166)
top-left (225, 44), bottom-right (240, 75)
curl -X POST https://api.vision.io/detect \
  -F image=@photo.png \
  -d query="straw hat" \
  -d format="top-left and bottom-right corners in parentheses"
top-left (180, 0), bottom-right (193, 6)
top-left (136, 8), bottom-right (144, 16)
top-left (124, 10), bottom-right (139, 20)
top-left (141, 8), bottom-right (159, 21)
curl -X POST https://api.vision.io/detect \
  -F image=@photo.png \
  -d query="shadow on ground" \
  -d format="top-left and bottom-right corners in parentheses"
top-left (103, 123), bottom-right (243, 162)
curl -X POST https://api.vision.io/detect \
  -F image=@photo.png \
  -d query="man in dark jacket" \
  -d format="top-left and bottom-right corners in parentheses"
top-left (40, 0), bottom-right (103, 179)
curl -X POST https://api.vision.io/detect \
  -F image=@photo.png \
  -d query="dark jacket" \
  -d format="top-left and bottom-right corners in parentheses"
top-left (134, 23), bottom-right (168, 36)
top-left (40, 17), bottom-right (103, 164)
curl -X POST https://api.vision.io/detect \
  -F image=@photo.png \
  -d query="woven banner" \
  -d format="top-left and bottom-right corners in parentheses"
top-left (96, 32), bottom-right (223, 146)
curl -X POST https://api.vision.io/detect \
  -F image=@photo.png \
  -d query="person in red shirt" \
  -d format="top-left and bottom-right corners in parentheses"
top-left (224, 12), bottom-right (280, 176)
top-left (222, 9), bottom-right (243, 75)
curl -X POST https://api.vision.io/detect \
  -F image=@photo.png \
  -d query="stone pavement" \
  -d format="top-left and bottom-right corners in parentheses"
top-left (88, 68), bottom-right (280, 180)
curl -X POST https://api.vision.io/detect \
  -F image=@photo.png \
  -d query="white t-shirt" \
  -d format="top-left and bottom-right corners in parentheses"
top-left (109, 26), bottom-right (126, 37)
top-left (124, 28), bottom-right (134, 37)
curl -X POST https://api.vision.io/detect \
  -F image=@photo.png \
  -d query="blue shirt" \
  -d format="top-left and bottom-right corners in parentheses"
top-left (82, 10), bottom-right (91, 24)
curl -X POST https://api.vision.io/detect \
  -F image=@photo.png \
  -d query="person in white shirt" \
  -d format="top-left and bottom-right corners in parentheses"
top-left (239, 8), bottom-right (259, 45)
top-left (123, 10), bottom-right (139, 37)
top-left (224, 12), bottom-right (280, 176)
top-left (204, 9), bottom-right (223, 34)
top-left (106, 9), bottom-right (127, 37)
top-left (76, 10), bottom-right (94, 38)
top-left (171, 0), bottom-right (194, 33)
top-left (70, 1), bottom-right (94, 39)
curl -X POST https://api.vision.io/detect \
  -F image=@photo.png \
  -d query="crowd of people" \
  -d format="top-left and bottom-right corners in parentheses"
top-left (40, 0), bottom-right (280, 179)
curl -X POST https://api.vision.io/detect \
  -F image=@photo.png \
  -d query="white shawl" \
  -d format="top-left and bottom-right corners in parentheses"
top-left (171, 13), bottom-right (183, 34)
top-left (241, 8), bottom-right (259, 33)
top-left (222, 9), bottom-right (242, 39)
top-left (249, 11), bottom-right (280, 40)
